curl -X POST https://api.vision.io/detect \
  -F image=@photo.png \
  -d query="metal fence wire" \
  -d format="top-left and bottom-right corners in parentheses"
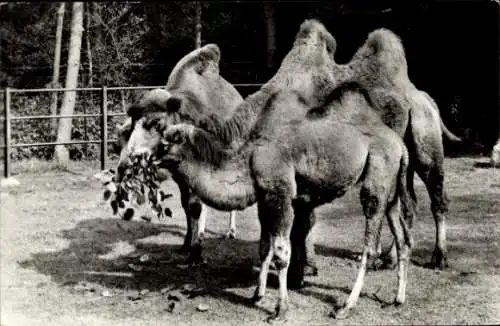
top-left (1, 84), bottom-right (262, 178)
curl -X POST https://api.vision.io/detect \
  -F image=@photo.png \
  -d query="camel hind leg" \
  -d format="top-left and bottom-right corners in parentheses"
top-left (252, 163), bottom-right (296, 322)
top-left (334, 149), bottom-right (398, 319)
top-left (409, 104), bottom-right (449, 269)
top-left (386, 193), bottom-right (413, 306)
top-left (253, 192), bottom-right (294, 322)
top-left (333, 185), bottom-right (387, 319)
top-left (288, 199), bottom-right (318, 290)
top-left (224, 211), bottom-right (237, 239)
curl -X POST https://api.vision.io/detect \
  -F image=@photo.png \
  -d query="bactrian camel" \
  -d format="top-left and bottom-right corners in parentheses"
top-left (111, 44), bottom-right (243, 254)
top-left (326, 28), bottom-right (461, 269)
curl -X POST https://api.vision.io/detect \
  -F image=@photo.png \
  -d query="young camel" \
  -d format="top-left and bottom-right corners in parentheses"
top-left (127, 84), bottom-right (415, 321)
top-left (111, 44), bottom-right (243, 253)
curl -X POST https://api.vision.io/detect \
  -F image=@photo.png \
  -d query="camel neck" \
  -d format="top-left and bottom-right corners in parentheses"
top-left (175, 151), bottom-right (256, 211)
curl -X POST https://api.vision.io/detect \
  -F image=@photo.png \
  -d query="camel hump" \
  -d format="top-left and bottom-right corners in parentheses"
top-left (167, 43), bottom-right (222, 88)
top-left (296, 18), bottom-right (337, 55)
top-left (351, 28), bottom-right (408, 82)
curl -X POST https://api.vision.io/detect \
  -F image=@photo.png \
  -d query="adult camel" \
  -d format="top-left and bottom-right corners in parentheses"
top-left (110, 44), bottom-right (243, 254)
top-left (326, 28), bottom-right (461, 269)
top-left (126, 83), bottom-right (415, 321)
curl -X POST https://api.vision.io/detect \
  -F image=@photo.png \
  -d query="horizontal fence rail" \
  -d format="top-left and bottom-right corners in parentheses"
top-left (1, 84), bottom-right (263, 178)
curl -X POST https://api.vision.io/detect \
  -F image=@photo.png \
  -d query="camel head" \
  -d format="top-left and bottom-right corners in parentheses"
top-left (111, 88), bottom-right (173, 180)
top-left (155, 123), bottom-right (197, 165)
top-left (131, 121), bottom-right (227, 169)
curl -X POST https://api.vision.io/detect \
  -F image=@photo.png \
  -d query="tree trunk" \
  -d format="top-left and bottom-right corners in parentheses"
top-left (195, 1), bottom-right (202, 49)
top-left (85, 2), bottom-right (93, 88)
top-left (50, 2), bottom-right (65, 132)
top-left (54, 2), bottom-right (84, 167)
top-left (263, 3), bottom-right (276, 71)
top-left (84, 2), bottom-right (93, 157)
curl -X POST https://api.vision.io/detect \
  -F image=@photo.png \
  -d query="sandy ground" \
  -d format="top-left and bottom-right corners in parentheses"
top-left (1, 157), bottom-right (499, 325)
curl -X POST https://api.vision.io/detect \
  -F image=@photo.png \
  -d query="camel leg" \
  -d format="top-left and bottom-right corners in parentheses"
top-left (197, 203), bottom-right (207, 241)
top-left (409, 106), bottom-right (449, 269)
top-left (334, 150), bottom-right (392, 319)
top-left (288, 200), bottom-right (318, 289)
top-left (253, 203), bottom-right (272, 304)
top-left (418, 163), bottom-right (449, 269)
top-left (269, 232), bottom-right (292, 322)
top-left (224, 211), bottom-right (237, 239)
top-left (254, 186), bottom-right (294, 322)
top-left (172, 173), bottom-right (206, 263)
top-left (385, 197), bottom-right (412, 305)
top-left (304, 210), bottom-right (318, 276)
top-left (334, 207), bottom-right (385, 319)
top-left (377, 163), bottom-right (417, 270)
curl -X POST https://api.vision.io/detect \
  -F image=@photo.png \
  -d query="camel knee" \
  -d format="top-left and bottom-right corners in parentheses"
top-left (360, 187), bottom-right (381, 217)
top-left (272, 236), bottom-right (291, 269)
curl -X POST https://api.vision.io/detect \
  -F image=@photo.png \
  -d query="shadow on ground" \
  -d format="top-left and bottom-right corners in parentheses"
top-left (17, 216), bottom-right (390, 313)
top-left (18, 218), bottom-right (268, 309)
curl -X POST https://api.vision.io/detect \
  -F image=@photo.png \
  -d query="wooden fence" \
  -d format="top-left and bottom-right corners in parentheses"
top-left (1, 84), bottom-right (262, 178)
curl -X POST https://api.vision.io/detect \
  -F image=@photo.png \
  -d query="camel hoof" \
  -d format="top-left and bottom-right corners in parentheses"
top-left (304, 265), bottom-right (318, 276)
top-left (224, 229), bottom-right (236, 240)
top-left (185, 250), bottom-right (207, 266)
top-left (287, 278), bottom-right (305, 290)
top-left (251, 293), bottom-right (264, 305)
top-left (197, 231), bottom-right (205, 241)
top-left (430, 251), bottom-right (449, 270)
top-left (368, 257), bottom-right (396, 271)
top-left (176, 244), bottom-right (190, 254)
top-left (266, 307), bottom-right (288, 323)
top-left (331, 306), bottom-right (352, 320)
top-left (382, 299), bottom-right (404, 309)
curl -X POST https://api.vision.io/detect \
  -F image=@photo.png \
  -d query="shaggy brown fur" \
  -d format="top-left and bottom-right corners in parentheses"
top-left (114, 44), bottom-right (243, 251)
top-left (133, 84), bottom-right (415, 321)
top-left (325, 28), bottom-right (460, 269)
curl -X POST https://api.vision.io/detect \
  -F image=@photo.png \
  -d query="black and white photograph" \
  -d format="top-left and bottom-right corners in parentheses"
top-left (1, 1), bottom-right (499, 325)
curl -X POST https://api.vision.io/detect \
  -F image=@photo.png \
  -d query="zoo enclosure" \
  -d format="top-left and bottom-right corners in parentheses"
top-left (1, 84), bottom-right (262, 178)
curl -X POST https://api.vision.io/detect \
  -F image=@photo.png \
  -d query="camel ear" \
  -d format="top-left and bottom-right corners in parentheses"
top-left (127, 104), bottom-right (143, 120)
top-left (165, 96), bottom-right (182, 113)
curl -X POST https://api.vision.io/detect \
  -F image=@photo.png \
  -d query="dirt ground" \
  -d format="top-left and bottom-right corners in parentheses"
top-left (1, 157), bottom-right (499, 326)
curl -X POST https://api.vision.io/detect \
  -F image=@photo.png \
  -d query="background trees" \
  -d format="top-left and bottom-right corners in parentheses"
top-left (0, 0), bottom-right (498, 162)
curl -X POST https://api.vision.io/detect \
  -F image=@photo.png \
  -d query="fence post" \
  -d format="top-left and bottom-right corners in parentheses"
top-left (100, 86), bottom-right (108, 171)
top-left (3, 88), bottom-right (11, 179)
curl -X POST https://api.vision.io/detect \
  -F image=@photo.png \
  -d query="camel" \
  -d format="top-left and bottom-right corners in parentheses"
top-left (126, 19), bottom-right (339, 273)
top-left (127, 83), bottom-right (415, 321)
top-left (323, 28), bottom-right (461, 269)
top-left (111, 44), bottom-right (243, 254)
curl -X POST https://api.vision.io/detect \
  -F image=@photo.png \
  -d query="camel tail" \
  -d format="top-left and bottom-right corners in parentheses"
top-left (397, 148), bottom-right (415, 249)
top-left (440, 117), bottom-right (462, 143)
top-left (420, 91), bottom-right (462, 143)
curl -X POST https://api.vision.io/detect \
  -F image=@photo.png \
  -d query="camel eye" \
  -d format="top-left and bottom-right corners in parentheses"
top-left (143, 118), bottom-right (160, 130)
top-left (167, 130), bottom-right (183, 144)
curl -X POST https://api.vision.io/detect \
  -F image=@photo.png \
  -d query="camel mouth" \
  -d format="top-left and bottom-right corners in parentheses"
top-left (156, 156), bottom-right (181, 169)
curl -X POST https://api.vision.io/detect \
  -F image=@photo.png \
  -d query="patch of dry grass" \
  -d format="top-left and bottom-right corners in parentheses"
top-left (1, 157), bottom-right (499, 325)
